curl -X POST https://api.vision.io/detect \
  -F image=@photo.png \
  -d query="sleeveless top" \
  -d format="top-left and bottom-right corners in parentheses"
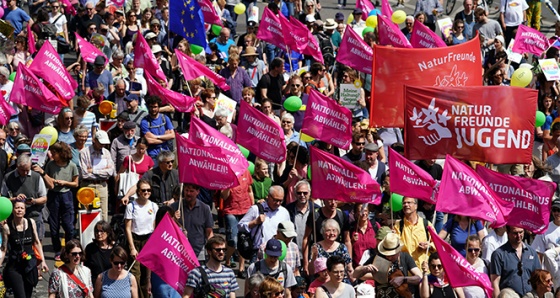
top-left (100, 271), bottom-right (132, 298)
top-left (7, 218), bottom-right (35, 265)
top-left (430, 284), bottom-right (456, 298)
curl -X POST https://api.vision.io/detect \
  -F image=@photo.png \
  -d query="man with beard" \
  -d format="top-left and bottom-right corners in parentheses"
top-left (184, 236), bottom-right (239, 297)
top-left (140, 95), bottom-right (174, 164)
top-left (110, 121), bottom-right (138, 167)
top-left (286, 180), bottom-right (319, 262)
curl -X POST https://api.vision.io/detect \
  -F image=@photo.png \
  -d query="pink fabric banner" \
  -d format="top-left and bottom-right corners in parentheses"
top-left (256, 7), bottom-right (287, 50)
top-left (428, 226), bottom-right (493, 298)
top-left (189, 117), bottom-right (248, 176)
top-left (0, 93), bottom-right (14, 125)
top-left (27, 24), bottom-right (36, 55)
top-left (11, 64), bottom-right (61, 114)
top-left (145, 72), bottom-right (196, 113)
top-left (388, 148), bottom-right (437, 203)
top-left (476, 166), bottom-right (555, 234)
top-left (176, 133), bottom-right (240, 189)
top-left (197, 0), bottom-right (222, 25)
top-left (134, 33), bottom-right (168, 84)
top-left (28, 41), bottom-right (77, 101)
top-left (290, 18), bottom-right (324, 63)
top-left (302, 89), bottom-right (352, 150)
top-left (410, 20), bottom-right (447, 48)
top-left (175, 49), bottom-right (230, 91)
top-left (381, 0), bottom-right (393, 17)
top-left (335, 27), bottom-right (373, 74)
top-left (310, 146), bottom-right (382, 204)
top-left (75, 33), bottom-right (107, 64)
top-left (377, 15), bottom-right (412, 48)
top-left (356, 0), bottom-right (374, 21)
top-left (279, 15), bottom-right (308, 52)
top-left (435, 155), bottom-right (512, 227)
top-left (136, 213), bottom-right (199, 295)
top-left (60, 0), bottom-right (76, 15)
top-left (236, 101), bottom-right (286, 163)
top-left (512, 24), bottom-right (550, 56)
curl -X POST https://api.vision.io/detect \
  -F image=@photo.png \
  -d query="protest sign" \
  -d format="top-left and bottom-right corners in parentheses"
top-left (256, 7), bottom-right (286, 50)
top-left (539, 59), bottom-right (560, 81)
top-left (339, 84), bottom-right (361, 109)
top-left (512, 24), bottom-right (550, 56)
top-left (506, 39), bottom-right (523, 64)
top-left (410, 20), bottom-right (447, 48)
top-left (437, 17), bottom-right (453, 39)
top-left (215, 93), bottom-right (237, 123)
top-left (31, 134), bottom-right (52, 166)
top-left (336, 28), bottom-right (373, 74)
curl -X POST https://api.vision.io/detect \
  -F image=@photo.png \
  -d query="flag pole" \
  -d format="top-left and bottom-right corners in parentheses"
top-left (291, 129), bottom-right (304, 171)
top-left (127, 260), bottom-right (136, 273)
top-left (286, 45), bottom-right (294, 74)
top-left (178, 183), bottom-right (184, 228)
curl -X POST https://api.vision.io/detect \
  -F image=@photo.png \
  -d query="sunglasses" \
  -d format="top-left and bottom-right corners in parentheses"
top-left (65, 117), bottom-right (73, 120)
top-left (552, 208), bottom-right (560, 212)
top-left (71, 251), bottom-right (83, 257)
top-left (304, 76), bottom-right (311, 79)
top-left (113, 261), bottom-right (126, 266)
top-left (467, 248), bottom-right (480, 252)
top-left (213, 248), bottom-right (226, 252)
top-left (282, 121), bottom-right (292, 124)
top-left (296, 191), bottom-right (308, 195)
top-left (291, 84), bottom-right (301, 87)
top-left (430, 264), bottom-right (442, 270)
top-left (165, 160), bottom-right (175, 164)
top-left (95, 229), bottom-right (106, 233)
top-left (140, 188), bottom-right (152, 193)
top-left (355, 142), bottom-right (365, 145)
top-left (52, 5), bottom-right (59, 8)
top-left (517, 261), bottom-right (523, 276)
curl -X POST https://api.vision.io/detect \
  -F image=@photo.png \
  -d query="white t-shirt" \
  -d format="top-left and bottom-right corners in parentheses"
top-left (49, 12), bottom-right (67, 35)
top-left (532, 222), bottom-right (560, 253)
top-left (500, 0), bottom-right (528, 27)
top-left (463, 258), bottom-right (488, 298)
top-left (0, 81), bottom-right (16, 114)
top-left (124, 200), bottom-right (158, 235)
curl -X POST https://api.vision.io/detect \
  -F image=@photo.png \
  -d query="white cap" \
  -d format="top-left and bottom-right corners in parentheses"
top-left (94, 130), bottom-right (110, 145)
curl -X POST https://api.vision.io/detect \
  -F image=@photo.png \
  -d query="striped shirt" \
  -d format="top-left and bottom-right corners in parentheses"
top-left (186, 265), bottom-right (239, 296)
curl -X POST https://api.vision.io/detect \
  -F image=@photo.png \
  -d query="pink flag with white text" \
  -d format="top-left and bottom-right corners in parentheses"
top-left (356, 0), bottom-right (374, 21)
top-left (176, 133), bottom-right (240, 189)
top-left (279, 15), bottom-right (308, 52)
top-left (237, 101), bottom-right (286, 163)
top-left (381, 0), bottom-right (393, 17)
top-left (145, 72), bottom-right (196, 113)
top-left (428, 226), bottom-right (493, 298)
top-left (175, 49), bottom-right (230, 91)
top-left (291, 18), bottom-right (324, 63)
top-left (136, 213), bottom-right (199, 295)
top-left (134, 33), bottom-right (168, 84)
top-left (410, 20), bottom-right (447, 48)
top-left (377, 15), bottom-right (412, 48)
top-left (189, 117), bottom-right (248, 176)
top-left (197, 0), bottom-right (222, 25)
top-left (60, 0), bottom-right (76, 15)
top-left (75, 33), bottom-right (107, 64)
top-left (0, 94), bottom-right (14, 125)
top-left (476, 166), bottom-right (555, 234)
top-left (29, 41), bottom-right (77, 101)
top-left (435, 155), bottom-right (512, 227)
top-left (256, 7), bottom-right (287, 50)
top-left (302, 89), bottom-right (352, 150)
top-left (27, 24), bottom-right (36, 55)
top-left (336, 27), bottom-right (373, 74)
top-left (11, 64), bottom-right (61, 114)
top-left (388, 148), bottom-right (437, 203)
top-left (310, 146), bottom-right (382, 204)
top-left (512, 24), bottom-right (550, 56)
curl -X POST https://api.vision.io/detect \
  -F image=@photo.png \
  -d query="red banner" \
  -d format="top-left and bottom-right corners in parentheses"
top-left (404, 85), bottom-right (536, 164)
top-left (310, 146), bottom-right (381, 204)
top-left (388, 148), bottom-right (437, 203)
top-left (370, 35), bottom-right (482, 127)
top-left (236, 101), bottom-right (286, 163)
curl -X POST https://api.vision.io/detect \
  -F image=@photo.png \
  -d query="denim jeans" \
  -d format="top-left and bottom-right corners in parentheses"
top-left (47, 191), bottom-right (75, 254)
top-left (435, 211), bottom-right (444, 233)
top-left (225, 214), bottom-right (244, 248)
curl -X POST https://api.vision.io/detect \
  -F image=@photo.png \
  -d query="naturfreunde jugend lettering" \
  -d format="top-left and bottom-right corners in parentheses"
top-left (310, 102), bottom-right (349, 132)
top-left (317, 160), bottom-right (367, 190)
top-left (418, 52), bottom-right (477, 71)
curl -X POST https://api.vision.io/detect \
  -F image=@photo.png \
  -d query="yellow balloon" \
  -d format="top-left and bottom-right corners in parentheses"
top-left (299, 105), bottom-right (306, 111)
top-left (391, 10), bottom-right (407, 24)
top-left (234, 3), bottom-right (246, 14)
top-left (366, 15), bottom-right (377, 28)
top-left (347, 13), bottom-right (354, 24)
top-left (301, 133), bottom-right (315, 142)
top-left (511, 68), bottom-right (533, 88)
top-left (39, 126), bottom-right (58, 145)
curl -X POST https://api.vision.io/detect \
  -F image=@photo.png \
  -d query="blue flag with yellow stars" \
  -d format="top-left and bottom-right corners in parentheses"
top-left (169, 0), bottom-right (208, 48)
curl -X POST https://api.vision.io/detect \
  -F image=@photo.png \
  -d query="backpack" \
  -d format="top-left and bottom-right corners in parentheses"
top-left (255, 260), bottom-right (288, 287)
top-left (144, 114), bottom-right (174, 151)
top-left (237, 203), bottom-right (265, 260)
top-left (193, 266), bottom-right (227, 298)
top-left (39, 23), bottom-right (58, 40)
top-left (318, 34), bottom-right (335, 68)
top-left (398, 217), bottom-right (430, 241)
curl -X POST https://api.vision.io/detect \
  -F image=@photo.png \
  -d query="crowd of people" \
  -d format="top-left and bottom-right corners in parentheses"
top-left (0, 0), bottom-right (556, 297)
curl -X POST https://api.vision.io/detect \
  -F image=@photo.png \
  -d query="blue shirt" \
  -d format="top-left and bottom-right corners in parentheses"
top-left (490, 242), bottom-right (541, 296)
top-left (140, 114), bottom-right (174, 157)
top-left (4, 8), bottom-right (30, 35)
top-left (209, 37), bottom-right (235, 62)
top-left (443, 218), bottom-right (483, 257)
top-left (85, 69), bottom-right (113, 98)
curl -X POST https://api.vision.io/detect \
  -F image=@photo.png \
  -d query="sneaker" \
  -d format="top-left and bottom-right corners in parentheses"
top-left (397, 3), bottom-right (405, 8)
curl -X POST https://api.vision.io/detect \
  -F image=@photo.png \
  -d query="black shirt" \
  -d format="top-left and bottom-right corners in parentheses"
top-left (256, 73), bottom-right (285, 107)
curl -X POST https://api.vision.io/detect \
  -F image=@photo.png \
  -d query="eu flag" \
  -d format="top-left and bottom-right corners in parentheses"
top-left (169, 0), bottom-right (208, 48)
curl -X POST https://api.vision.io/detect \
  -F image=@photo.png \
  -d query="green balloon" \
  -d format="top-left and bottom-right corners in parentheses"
top-left (284, 96), bottom-right (302, 112)
top-left (190, 44), bottom-right (203, 55)
top-left (211, 24), bottom-right (222, 36)
top-left (362, 26), bottom-right (375, 37)
top-left (0, 196), bottom-right (12, 221)
top-left (8, 72), bottom-right (15, 82)
top-left (536, 111), bottom-right (546, 127)
top-left (307, 165), bottom-right (311, 180)
top-left (248, 161), bottom-right (255, 175)
top-left (390, 193), bottom-right (403, 212)
top-left (279, 240), bottom-right (287, 261)
top-left (237, 144), bottom-right (250, 158)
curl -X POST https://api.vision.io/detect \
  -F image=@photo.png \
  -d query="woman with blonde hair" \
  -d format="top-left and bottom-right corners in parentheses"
top-left (259, 276), bottom-right (285, 298)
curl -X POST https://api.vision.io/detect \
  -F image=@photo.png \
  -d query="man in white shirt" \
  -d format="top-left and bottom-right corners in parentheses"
top-left (532, 200), bottom-right (560, 283)
top-left (499, 0), bottom-right (528, 46)
top-left (481, 226), bottom-right (507, 263)
top-left (364, 143), bottom-right (387, 185)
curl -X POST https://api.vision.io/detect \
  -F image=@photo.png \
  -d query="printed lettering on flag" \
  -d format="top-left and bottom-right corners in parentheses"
top-left (197, 0), bottom-right (222, 25)
top-left (11, 63), bottom-right (61, 114)
top-left (410, 20), bottom-right (447, 48)
top-left (256, 7), bottom-right (286, 50)
top-left (175, 49), bottom-right (230, 91)
top-left (381, 0), bottom-right (393, 17)
top-left (290, 18), bottom-right (324, 63)
top-left (377, 15), bottom-right (412, 48)
top-left (336, 28), bottom-right (373, 74)
top-left (512, 24), bottom-right (550, 56)
top-left (236, 101), bottom-right (286, 163)
top-left (477, 166), bottom-right (555, 234)
top-left (145, 72), bottom-right (196, 113)
top-left (310, 146), bottom-right (381, 204)
top-left (0, 93), bottom-right (14, 126)
top-left (29, 41), bottom-right (77, 101)
top-left (370, 34), bottom-right (482, 127)
top-left (302, 89), bottom-right (352, 150)
top-left (388, 148), bottom-right (437, 203)
top-left (279, 15), bottom-right (308, 52)
top-left (134, 33), bottom-right (168, 84)
top-left (137, 213), bottom-right (200, 295)
top-left (356, 0), bottom-right (374, 20)
top-left (404, 85), bottom-right (536, 164)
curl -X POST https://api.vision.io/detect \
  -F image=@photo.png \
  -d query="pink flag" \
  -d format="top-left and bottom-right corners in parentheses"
top-left (176, 133), bottom-right (240, 189)
top-left (356, 0), bottom-right (374, 21)
top-left (279, 15), bottom-right (308, 52)
top-left (435, 155), bottom-right (512, 227)
top-left (0, 92), bottom-right (15, 125)
top-left (189, 117), bottom-right (248, 176)
top-left (410, 20), bottom-right (447, 48)
top-left (11, 64), bottom-right (61, 114)
top-left (29, 41), bottom-right (77, 101)
top-left (136, 213), bottom-right (199, 295)
top-left (75, 33), bottom-right (107, 64)
top-left (145, 72), bottom-right (196, 113)
top-left (290, 18), bottom-right (324, 63)
top-left (428, 226), bottom-right (493, 298)
top-left (197, 0), bottom-right (222, 25)
top-left (302, 89), bottom-right (352, 150)
top-left (134, 33), bottom-right (168, 84)
top-left (310, 146), bottom-right (381, 204)
top-left (27, 24), bottom-right (36, 55)
top-left (256, 7), bottom-right (287, 50)
top-left (512, 24), bottom-right (550, 56)
top-left (388, 148), bottom-right (437, 203)
top-left (335, 27), bottom-right (373, 74)
top-left (476, 166), bottom-right (555, 234)
top-left (60, 0), bottom-right (76, 15)
top-left (236, 101), bottom-right (286, 163)
top-left (175, 49), bottom-right (230, 91)
top-left (377, 15), bottom-right (412, 48)
top-left (381, 0), bottom-right (393, 17)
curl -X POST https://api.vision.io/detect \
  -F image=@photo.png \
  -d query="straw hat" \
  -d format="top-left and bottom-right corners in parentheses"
top-left (378, 233), bottom-right (403, 256)
top-left (324, 18), bottom-right (337, 30)
top-left (242, 46), bottom-right (258, 57)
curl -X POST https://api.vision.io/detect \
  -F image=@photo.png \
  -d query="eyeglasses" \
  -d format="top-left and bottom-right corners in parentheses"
top-left (86, 7), bottom-right (94, 10)
top-left (274, 292), bottom-right (284, 297)
top-left (112, 261), bottom-right (126, 266)
top-left (52, 5), bottom-right (59, 8)
top-left (282, 121), bottom-right (292, 124)
top-left (405, 22), bottom-right (413, 25)
top-left (457, 26), bottom-right (464, 29)
top-left (10, 127), bottom-right (19, 131)
top-left (212, 248), bottom-right (226, 252)
top-left (165, 160), bottom-right (175, 164)
top-left (89, 27), bottom-right (97, 31)
top-left (291, 84), bottom-right (301, 87)
top-left (303, 76), bottom-right (311, 79)
top-left (140, 188), bottom-right (152, 193)
top-left (129, 14), bottom-right (137, 17)
top-left (430, 264), bottom-right (443, 270)
top-left (65, 117), bottom-right (73, 120)
top-left (467, 248), bottom-right (480, 252)
top-left (296, 191), bottom-right (308, 195)
top-left (71, 251), bottom-right (83, 257)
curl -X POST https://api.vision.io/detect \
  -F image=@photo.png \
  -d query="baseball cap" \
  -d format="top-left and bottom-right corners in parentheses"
top-left (552, 200), bottom-right (560, 209)
top-left (145, 32), bottom-right (157, 40)
top-left (335, 12), bottom-right (344, 21)
top-left (16, 144), bottom-right (31, 153)
top-left (265, 239), bottom-right (283, 257)
top-left (306, 15), bottom-right (316, 23)
top-left (117, 111), bottom-right (130, 121)
top-left (247, 20), bottom-right (258, 27)
top-left (94, 130), bottom-right (111, 145)
top-left (353, 8), bottom-right (363, 14)
top-left (124, 94), bottom-right (139, 102)
top-left (278, 221), bottom-right (297, 238)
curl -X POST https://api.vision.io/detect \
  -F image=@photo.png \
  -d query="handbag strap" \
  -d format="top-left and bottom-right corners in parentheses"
top-left (59, 265), bottom-right (89, 296)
